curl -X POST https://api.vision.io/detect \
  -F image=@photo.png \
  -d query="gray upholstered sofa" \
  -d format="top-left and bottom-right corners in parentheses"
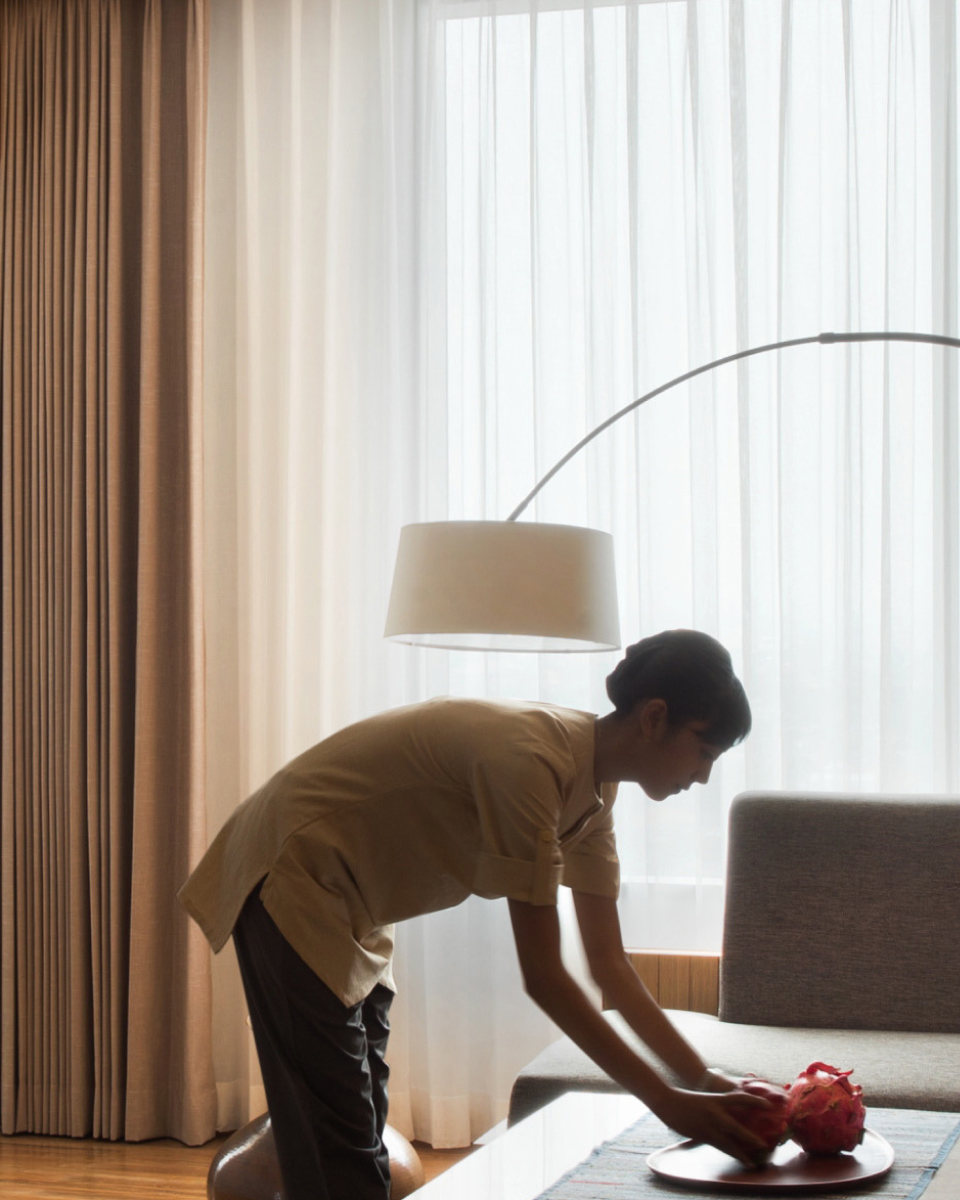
top-left (509, 791), bottom-right (960, 1125)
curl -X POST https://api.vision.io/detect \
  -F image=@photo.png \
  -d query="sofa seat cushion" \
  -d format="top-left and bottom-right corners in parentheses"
top-left (508, 1010), bottom-right (960, 1127)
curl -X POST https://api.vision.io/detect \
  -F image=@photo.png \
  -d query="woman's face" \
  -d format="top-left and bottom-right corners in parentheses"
top-left (613, 700), bottom-right (724, 801)
top-left (636, 717), bottom-right (723, 801)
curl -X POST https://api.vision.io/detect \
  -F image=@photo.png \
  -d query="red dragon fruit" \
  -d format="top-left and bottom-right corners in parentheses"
top-left (731, 1077), bottom-right (792, 1161)
top-left (786, 1062), bottom-right (866, 1155)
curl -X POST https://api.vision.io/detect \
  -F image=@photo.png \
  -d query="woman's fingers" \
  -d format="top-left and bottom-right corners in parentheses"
top-left (662, 1090), bottom-right (771, 1166)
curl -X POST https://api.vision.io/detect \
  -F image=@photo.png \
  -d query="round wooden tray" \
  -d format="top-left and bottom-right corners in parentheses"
top-left (647, 1129), bottom-right (894, 1194)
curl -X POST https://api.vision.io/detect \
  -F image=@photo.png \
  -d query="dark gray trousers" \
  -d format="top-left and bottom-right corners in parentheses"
top-left (232, 885), bottom-right (393, 1200)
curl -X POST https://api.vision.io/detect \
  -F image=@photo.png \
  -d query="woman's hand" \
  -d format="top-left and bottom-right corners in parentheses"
top-left (697, 1067), bottom-right (749, 1093)
top-left (657, 1086), bottom-right (772, 1166)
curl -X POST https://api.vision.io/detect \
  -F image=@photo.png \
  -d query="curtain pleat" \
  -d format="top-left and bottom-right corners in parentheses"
top-left (0, 0), bottom-right (215, 1144)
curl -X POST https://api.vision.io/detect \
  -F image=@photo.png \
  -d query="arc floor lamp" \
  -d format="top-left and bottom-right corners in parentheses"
top-left (384, 331), bottom-right (960, 654)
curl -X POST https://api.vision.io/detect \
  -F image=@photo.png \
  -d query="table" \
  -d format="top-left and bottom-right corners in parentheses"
top-left (416, 1094), bottom-right (644, 1200)
top-left (414, 1093), bottom-right (960, 1200)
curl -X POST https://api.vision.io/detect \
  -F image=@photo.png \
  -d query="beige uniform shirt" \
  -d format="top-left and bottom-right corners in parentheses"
top-left (178, 697), bottom-right (620, 1006)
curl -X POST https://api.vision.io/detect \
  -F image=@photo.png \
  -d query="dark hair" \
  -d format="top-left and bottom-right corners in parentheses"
top-left (605, 629), bottom-right (751, 750)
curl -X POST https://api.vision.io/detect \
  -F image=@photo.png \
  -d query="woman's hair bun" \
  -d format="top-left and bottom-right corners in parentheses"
top-left (605, 629), bottom-right (750, 749)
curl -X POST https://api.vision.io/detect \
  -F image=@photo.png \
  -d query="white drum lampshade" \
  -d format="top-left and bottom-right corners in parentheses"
top-left (384, 521), bottom-right (621, 652)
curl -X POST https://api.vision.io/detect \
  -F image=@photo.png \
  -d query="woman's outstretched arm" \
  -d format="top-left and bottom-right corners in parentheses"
top-left (507, 897), bottom-right (767, 1164)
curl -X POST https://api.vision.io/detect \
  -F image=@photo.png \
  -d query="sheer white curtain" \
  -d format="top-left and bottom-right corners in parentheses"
top-left (202, 0), bottom-right (423, 1132)
top-left (203, 0), bottom-right (960, 1146)
top-left (431, 0), bottom-right (960, 952)
top-left (202, 0), bottom-right (567, 1144)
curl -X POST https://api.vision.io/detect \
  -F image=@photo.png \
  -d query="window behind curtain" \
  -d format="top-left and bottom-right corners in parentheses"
top-left (425, 0), bottom-right (960, 950)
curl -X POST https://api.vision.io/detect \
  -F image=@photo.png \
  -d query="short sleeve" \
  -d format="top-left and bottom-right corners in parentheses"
top-left (560, 809), bottom-right (620, 899)
top-left (469, 749), bottom-right (569, 906)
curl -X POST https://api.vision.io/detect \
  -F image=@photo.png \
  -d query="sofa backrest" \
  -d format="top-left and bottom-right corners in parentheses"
top-left (719, 791), bottom-right (960, 1034)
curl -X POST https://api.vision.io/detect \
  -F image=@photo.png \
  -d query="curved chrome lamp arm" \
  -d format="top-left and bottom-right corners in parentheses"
top-left (506, 330), bottom-right (960, 521)
top-left (387, 329), bottom-right (960, 651)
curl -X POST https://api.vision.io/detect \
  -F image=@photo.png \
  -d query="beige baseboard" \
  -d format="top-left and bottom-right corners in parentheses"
top-left (617, 951), bottom-right (720, 1016)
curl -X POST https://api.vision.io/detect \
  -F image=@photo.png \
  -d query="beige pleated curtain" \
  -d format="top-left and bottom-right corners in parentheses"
top-left (0, 0), bottom-right (216, 1143)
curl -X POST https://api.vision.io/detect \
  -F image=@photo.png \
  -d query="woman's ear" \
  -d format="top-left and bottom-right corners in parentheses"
top-left (635, 697), bottom-right (669, 740)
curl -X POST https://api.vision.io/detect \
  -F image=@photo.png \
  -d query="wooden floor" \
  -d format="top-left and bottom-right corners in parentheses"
top-left (0, 1132), bottom-right (474, 1199)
